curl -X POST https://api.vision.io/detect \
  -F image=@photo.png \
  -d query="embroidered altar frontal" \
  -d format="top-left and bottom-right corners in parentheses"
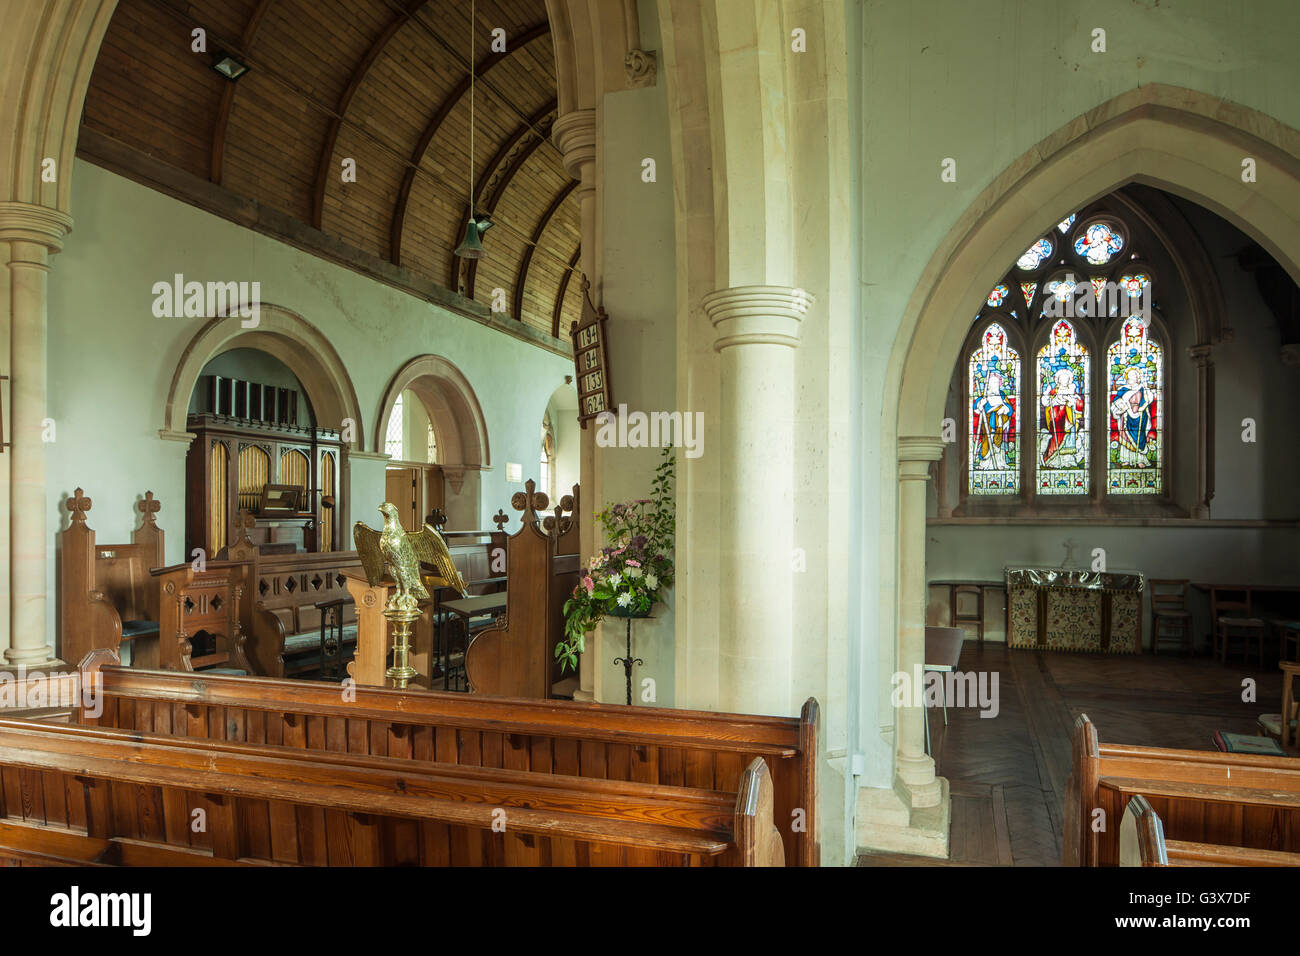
top-left (1006, 568), bottom-right (1145, 654)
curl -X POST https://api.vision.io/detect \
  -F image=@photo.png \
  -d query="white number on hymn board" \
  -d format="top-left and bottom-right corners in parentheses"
top-left (581, 370), bottom-right (603, 393)
top-left (584, 394), bottom-right (606, 415)
top-left (578, 326), bottom-right (599, 349)
top-left (582, 349), bottom-right (600, 370)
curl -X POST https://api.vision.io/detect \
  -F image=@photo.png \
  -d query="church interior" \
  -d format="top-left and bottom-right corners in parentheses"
top-left (0, 0), bottom-right (1298, 884)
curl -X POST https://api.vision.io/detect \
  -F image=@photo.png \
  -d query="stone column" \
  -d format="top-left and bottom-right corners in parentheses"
top-left (1188, 344), bottom-right (1214, 519)
top-left (552, 109), bottom-right (599, 703)
top-left (896, 435), bottom-right (945, 808)
top-left (0, 202), bottom-right (71, 666)
top-left (702, 286), bottom-right (804, 717)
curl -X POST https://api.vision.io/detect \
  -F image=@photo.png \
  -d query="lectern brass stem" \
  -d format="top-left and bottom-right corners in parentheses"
top-left (383, 604), bottom-right (422, 687)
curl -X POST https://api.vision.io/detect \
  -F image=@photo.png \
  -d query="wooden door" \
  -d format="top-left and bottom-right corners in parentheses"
top-left (384, 468), bottom-right (419, 532)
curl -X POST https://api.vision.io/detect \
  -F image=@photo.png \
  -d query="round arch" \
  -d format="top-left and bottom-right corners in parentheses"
top-left (892, 84), bottom-right (1300, 439)
top-left (374, 355), bottom-right (491, 468)
top-left (161, 303), bottom-right (364, 444)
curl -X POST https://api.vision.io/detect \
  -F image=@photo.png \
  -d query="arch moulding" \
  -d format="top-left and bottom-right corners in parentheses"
top-left (891, 83), bottom-right (1300, 439)
top-left (160, 303), bottom-right (364, 446)
top-left (374, 354), bottom-right (491, 470)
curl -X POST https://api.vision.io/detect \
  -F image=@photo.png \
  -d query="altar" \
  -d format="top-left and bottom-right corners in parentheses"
top-left (1006, 568), bottom-right (1145, 654)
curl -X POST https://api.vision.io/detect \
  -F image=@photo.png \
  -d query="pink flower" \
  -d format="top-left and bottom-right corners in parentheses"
top-left (583, 576), bottom-right (595, 594)
top-left (625, 559), bottom-right (641, 568)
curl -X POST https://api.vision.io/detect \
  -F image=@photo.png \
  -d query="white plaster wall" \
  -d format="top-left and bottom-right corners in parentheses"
top-left (39, 160), bottom-right (573, 653)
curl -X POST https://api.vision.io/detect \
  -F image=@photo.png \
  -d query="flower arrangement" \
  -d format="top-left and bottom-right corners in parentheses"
top-left (556, 447), bottom-right (675, 674)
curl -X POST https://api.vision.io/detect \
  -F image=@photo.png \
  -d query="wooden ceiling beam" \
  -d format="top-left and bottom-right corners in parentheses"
top-left (463, 107), bottom-right (559, 299)
top-left (448, 99), bottom-right (555, 290)
top-left (311, 0), bottom-right (432, 229)
top-left (512, 180), bottom-right (577, 321)
top-left (552, 246), bottom-right (582, 338)
top-left (209, 0), bottom-right (277, 185)
top-left (389, 20), bottom-right (550, 268)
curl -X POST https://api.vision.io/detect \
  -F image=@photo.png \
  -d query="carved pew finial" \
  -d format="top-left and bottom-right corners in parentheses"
top-left (510, 480), bottom-right (548, 527)
top-left (69, 488), bottom-right (93, 524)
top-left (492, 509), bottom-right (509, 532)
top-left (138, 490), bottom-right (162, 526)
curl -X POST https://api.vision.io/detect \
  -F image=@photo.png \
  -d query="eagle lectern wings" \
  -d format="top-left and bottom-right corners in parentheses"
top-left (353, 502), bottom-right (469, 609)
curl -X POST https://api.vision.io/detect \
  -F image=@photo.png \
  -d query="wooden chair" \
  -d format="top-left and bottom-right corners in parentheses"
top-left (1212, 588), bottom-right (1267, 666)
top-left (952, 584), bottom-right (984, 643)
top-left (1149, 579), bottom-right (1192, 655)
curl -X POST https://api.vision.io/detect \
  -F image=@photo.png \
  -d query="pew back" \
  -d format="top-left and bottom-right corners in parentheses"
top-left (78, 658), bottom-right (819, 865)
top-left (0, 719), bottom-right (779, 866)
top-left (1067, 714), bottom-right (1300, 865)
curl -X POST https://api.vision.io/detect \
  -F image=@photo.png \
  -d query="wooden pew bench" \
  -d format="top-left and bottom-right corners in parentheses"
top-left (77, 654), bottom-right (820, 865)
top-left (0, 719), bottom-right (783, 866)
top-left (1119, 794), bottom-right (1300, 867)
top-left (1066, 713), bottom-right (1300, 865)
top-left (227, 545), bottom-right (362, 678)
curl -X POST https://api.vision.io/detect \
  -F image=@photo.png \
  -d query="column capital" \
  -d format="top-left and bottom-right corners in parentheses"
top-left (1187, 343), bottom-right (1215, 366)
top-left (897, 435), bottom-right (946, 480)
top-left (701, 285), bottom-right (808, 351)
top-left (0, 201), bottom-right (73, 251)
top-left (552, 109), bottom-right (597, 181)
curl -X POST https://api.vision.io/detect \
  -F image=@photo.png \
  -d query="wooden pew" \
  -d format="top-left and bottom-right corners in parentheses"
top-left (1120, 794), bottom-right (1300, 866)
top-left (1066, 713), bottom-right (1300, 866)
top-left (151, 561), bottom-right (253, 675)
top-left (223, 525), bottom-right (361, 678)
top-left (0, 719), bottom-right (783, 866)
top-left (76, 653), bottom-right (820, 866)
top-left (465, 481), bottom-right (580, 698)
top-left (59, 489), bottom-right (165, 668)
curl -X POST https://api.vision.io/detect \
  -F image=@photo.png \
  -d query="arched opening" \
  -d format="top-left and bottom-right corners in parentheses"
top-left (376, 355), bottom-right (492, 530)
top-left (164, 305), bottom-right (362, 556)
top-left (883, 84), bottom-right (1300, 830)
top-left (541, 382), bottom-right (579, 500)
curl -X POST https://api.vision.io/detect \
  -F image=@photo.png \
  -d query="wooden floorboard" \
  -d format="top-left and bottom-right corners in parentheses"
top-left (858, 642), bottom-right (1284, 867)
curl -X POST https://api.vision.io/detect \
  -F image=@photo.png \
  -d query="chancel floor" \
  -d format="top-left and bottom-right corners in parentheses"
top-left (857, 642), bottom-right (1285, 867)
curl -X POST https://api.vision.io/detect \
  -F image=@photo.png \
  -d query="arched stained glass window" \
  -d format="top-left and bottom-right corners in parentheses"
top-left (1107, 319), bottom-right (1163, 494)
top-left (960, 198), bottom-right (1166, 506)
top-left (968, 323), bottom-right (1020, 495)
top-left (1036, 320), bottom-right (1090, 494)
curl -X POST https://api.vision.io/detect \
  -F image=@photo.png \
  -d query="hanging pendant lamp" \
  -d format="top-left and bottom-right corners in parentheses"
top-left (455, 0), bottom-right (491, 260)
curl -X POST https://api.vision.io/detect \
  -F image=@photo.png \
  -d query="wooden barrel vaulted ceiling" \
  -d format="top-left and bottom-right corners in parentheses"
top-left (80, 0), bottom-right (583, 342)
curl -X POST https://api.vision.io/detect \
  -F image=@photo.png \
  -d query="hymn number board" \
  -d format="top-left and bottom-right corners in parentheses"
top-left (570, 281), bottom-right (613, 427)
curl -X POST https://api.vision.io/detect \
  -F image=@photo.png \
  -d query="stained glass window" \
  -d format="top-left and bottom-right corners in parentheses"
top-left (1074, 221), bottom-right (1123, 265)
top-left (968, 323), bottom-right (1020, 495)
top-left (1057, 214), bottom-right (1076, 234)
top-left (1036, 320), bottom-right (1090, 494)
top-left (1020, 281), bottom-right (1037, 309)
top-left (1107, 319), bottom-right (1162, 494)
top-left (987, 284), bottom-right (1010, 307)
top-left (1016, 238), bottom-right (1054, 271)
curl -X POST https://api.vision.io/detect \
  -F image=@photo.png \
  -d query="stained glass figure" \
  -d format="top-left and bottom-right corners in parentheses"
top-left (968, 323), bottom-right (1020, 495)
top-left (1074, 221), bottom-right (1123, 265)
top-left (1045, 275), bottom-right (1077, 309)
top-left (1020, 281), bottom-right (1037, 309)
top-left (1119, 272), bottom-right (1150, 298)
top-left (1057, 214), bottom-right (1076, 234)
top-left (1107, 319), bottom-right (1162, 494)
top-left (1036, 320), bottom-right (1089, 494)
top-left (1016, 238), bottom-right (1054, 271)
top-left (987, 284), bottom-right (1010, 308)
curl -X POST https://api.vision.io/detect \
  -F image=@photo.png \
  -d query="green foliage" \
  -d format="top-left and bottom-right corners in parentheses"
top-left (555, 446), bottom-right (676, 674)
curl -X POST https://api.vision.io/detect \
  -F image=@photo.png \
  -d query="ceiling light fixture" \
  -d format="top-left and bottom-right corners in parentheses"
top-left (211, 52), bottom-right (249, 81)
top-left (455, 0), bottom-right (490, 260)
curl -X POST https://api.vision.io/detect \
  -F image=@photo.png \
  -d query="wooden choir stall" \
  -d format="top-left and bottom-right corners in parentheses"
top-left (346, 481), bottom-right (580, 698)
